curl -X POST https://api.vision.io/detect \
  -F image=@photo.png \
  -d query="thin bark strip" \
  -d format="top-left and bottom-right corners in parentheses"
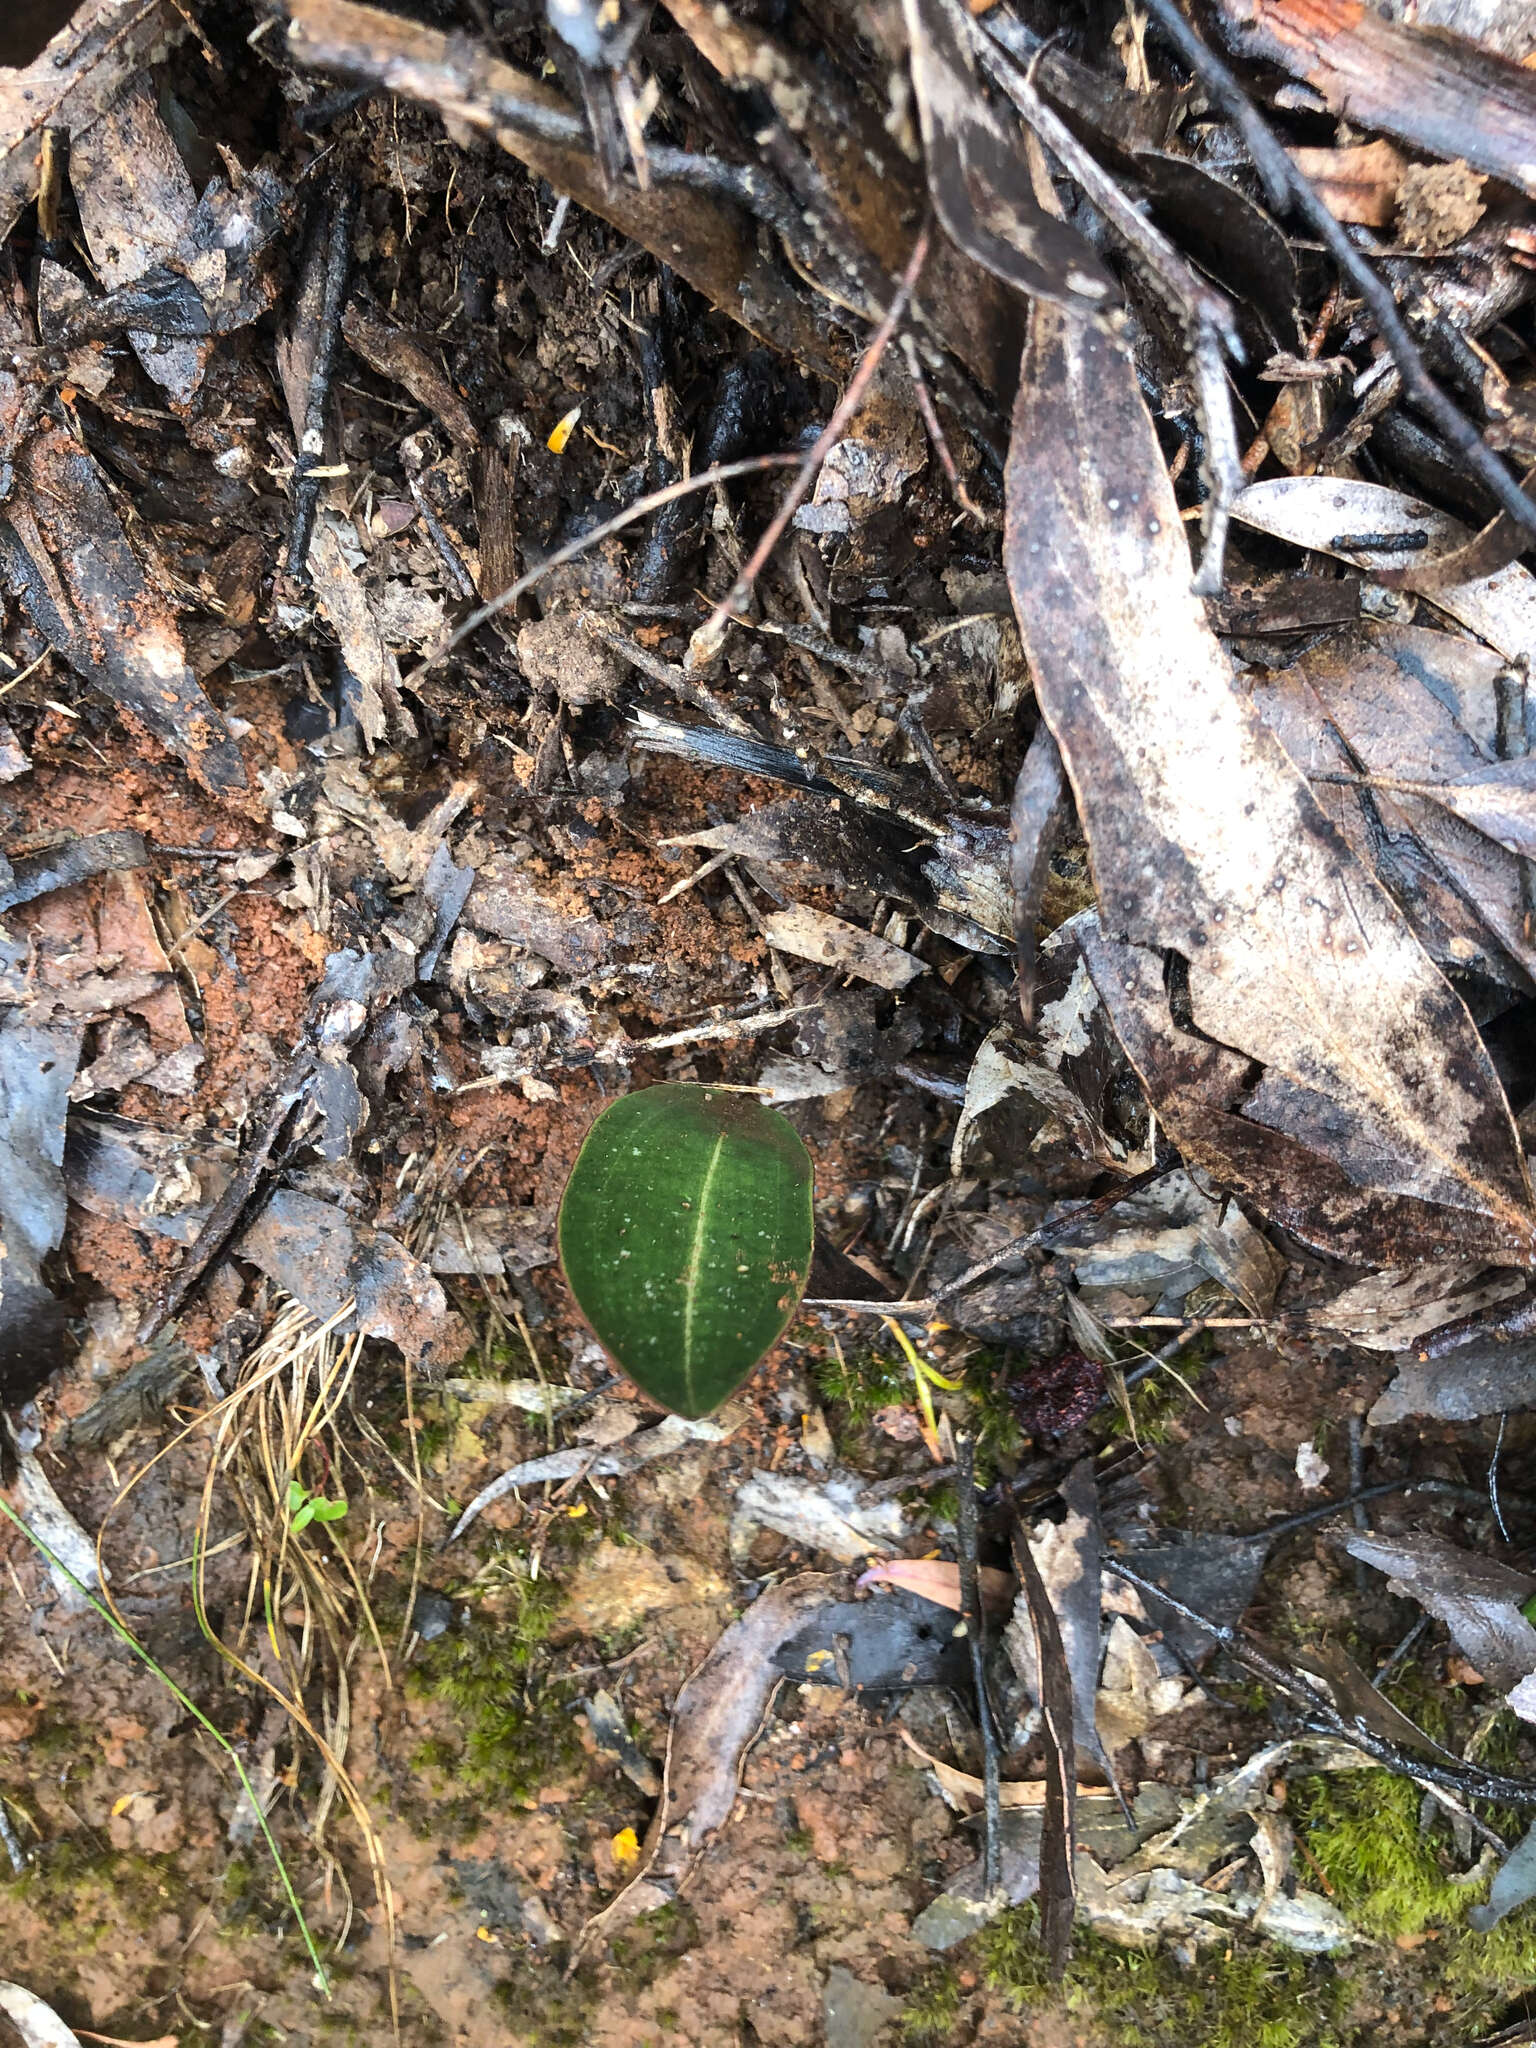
top-left (956, 1433), bottom-right (1002, 1893)
top-left (1013, 1522), bottom-right (1077, 1977)
top-left (1010, 719), bottom-right (1068, 1027)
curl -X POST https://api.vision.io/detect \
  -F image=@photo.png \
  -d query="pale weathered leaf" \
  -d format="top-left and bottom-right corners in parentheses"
top-left (730, 1469), bottom-right (910, 1565)
top-left (1096, 1617), bottom-right (1202, 1757)
top-left (1341, 1531), bottom-right (1536, 1690)
top-left (1014, 1524), bottom-right (1078, 1976)
top-left (1251, 621), bottom-right (1536, 984)
top-left (1234, 477), bottom-right (1536, 661)
top-left (0, 1982), bottom-right (82, 2048)
top-left (1319, 1263), bottom-right (1526, 1351)
top-left (1369, 1341), bottom-right (1536, 1425)
top-left (449, 1414), bottom-right (733, 1542)
top-left (1469, 1820), bottom-right (1536, 1932)
top-left (760, 906), bottom-right (926, 991)
top-left (950, 1026), bottom-right (1035, 1175)
top-left (1378, 759), bottom-right (1536, 860)
top-left (1005, 305), bottom-right (1536, 1266)
top-left (576, 1575), bottom-right (836, 1954)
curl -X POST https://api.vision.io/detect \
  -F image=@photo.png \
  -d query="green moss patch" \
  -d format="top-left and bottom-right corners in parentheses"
top-left (980, 1903), bottom-right (1353, 2048)
top-left (1293, 1767), bottom-right (1536, 1999)
top-left (407, 1569), bottom-right (578, 1805)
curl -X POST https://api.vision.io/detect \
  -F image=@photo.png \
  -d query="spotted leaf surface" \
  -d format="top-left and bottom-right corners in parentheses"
top-left (557, 1084), bottom-right (814, 1418)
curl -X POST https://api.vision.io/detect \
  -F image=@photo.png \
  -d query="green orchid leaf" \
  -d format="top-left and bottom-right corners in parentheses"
top-left (291, 1500), bottom-right (316, 1532)
top-left (311, 1497), bottom-right (348, 1524)
top-left (557, 1083), bottom-right (815, 1418)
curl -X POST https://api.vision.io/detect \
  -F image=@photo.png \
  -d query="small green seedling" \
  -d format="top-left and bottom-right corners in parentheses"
top-left (286, 1479), bottom-right (348, 1532)
top-left (558, 1082), bottom-right (815, 1417)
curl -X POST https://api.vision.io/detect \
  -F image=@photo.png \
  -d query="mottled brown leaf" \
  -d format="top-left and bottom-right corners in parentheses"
top-left (1005, 304), bottom-right (1536, 1266)
top-left (903, 0), bottom-right (1116, 316)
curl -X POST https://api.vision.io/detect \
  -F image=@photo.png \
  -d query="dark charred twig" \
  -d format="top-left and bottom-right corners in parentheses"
top-left (645, 148), bottom-right (811, 252)
top-left (1136, 0), bottom-right (1536, 547)
top-left (806, 1164), bottom-right (1169, 1315)
top-left (900, 703), bottom-right (965, 805)
top-left (750, 619), bottom-right (888, 686)
top-left (955, 1431), bottom-right (1002, 1892)
top-left (858, 1459), bottom-right (960, 1503)
top-left (1103, 1555), bottom-right (1536, 1810)
top-left (1375, 1614), bottom-right (1431, 1685)
top-left (137, 1058), bottom-right (317, 1344)
top-left (407, 475), bottom-right (478, 599)
top-left (1477, 2022), bottom-right (1536, 2047)
top-left (427, 453), bottom-right (799, 668)
top-left (686, 226), bottom-right (933, 672)
top-left (1240, 1478), bottom-right (1494, 1541)
top-left (1330, 529), bottom-right (1427, 554)
top-left (286, 188), bottom-right (355, 579)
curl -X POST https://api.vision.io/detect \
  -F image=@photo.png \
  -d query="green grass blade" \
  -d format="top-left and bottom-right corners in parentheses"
top-left (0, 1496), bottom-right (331, 1996)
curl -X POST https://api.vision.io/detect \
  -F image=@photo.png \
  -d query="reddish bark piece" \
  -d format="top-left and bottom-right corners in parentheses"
top-left (1211, 0), bottom-right (1536, 198)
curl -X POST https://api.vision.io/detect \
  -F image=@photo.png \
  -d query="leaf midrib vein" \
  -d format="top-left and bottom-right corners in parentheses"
top-left (682, 1132), bottom-right (726, 1412)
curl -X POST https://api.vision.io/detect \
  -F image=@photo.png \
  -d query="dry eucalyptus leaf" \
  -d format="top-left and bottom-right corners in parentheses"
top-left (1235, 477), bottom-right (1536, 654)
top-left (576, 1575), bottom-right (837, 1955)
top-left (760, 906), bottom-right (927, 991)
top-left (1318, 1263), bottom-right (1526, 1351)
top-left (1006, 304), bottom-right (1536, 1266)
top-left (1341, 1531), bottom-right (1536, 1692)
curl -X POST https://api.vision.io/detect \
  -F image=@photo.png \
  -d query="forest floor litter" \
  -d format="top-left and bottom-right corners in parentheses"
top-left (5, 0), bottom-right (1536, 2041)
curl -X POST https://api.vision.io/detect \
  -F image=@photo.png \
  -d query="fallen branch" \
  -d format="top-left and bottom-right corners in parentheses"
top-left (1104, 1554), bottom-right (1536, 1810)
top-left (956, 1432), bottom-right (1002, 1893)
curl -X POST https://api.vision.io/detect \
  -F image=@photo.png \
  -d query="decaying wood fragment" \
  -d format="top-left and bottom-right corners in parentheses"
top-left (283, 0), bottom-right (844, 377)
top-left (0, 419), bottom-right (246, 793)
